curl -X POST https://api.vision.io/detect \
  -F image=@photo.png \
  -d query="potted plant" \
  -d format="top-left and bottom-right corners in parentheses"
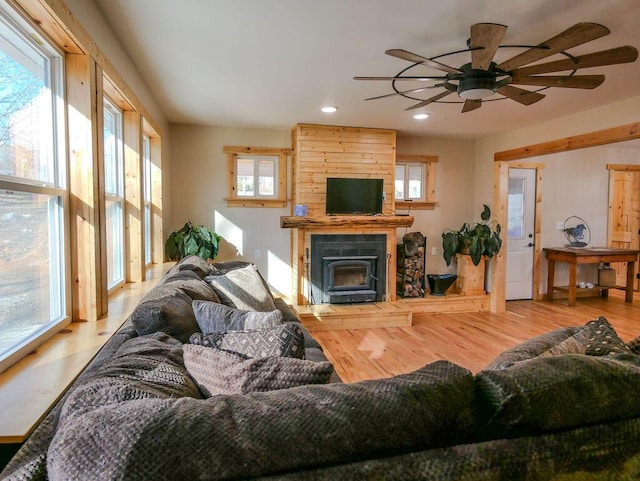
top-left (442, 204), bottom-right (502, 267)
top-left (165, 221), bottom-right (221, 261)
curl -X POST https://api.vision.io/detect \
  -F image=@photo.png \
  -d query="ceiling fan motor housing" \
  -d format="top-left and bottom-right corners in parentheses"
top-left (457, 63), bottom-right (508, 100)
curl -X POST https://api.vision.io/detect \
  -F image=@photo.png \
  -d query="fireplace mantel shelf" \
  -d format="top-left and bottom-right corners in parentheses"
top-left (280, 215), bottom-right (414, 229)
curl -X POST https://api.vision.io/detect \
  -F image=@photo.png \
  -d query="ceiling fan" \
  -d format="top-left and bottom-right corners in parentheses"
top-left (354, 22), bottom-right (638, 113)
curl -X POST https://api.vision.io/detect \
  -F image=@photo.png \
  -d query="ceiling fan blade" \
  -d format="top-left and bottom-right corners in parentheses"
top-left (385, 49), bottom-right (461, 74)
top-left (497, 85), bottom-right (545, 105)
top-left (497, 23), bottom-right (610, 72)
top-left (462, 99), bottom-right (482, 113)
top-left (405, 90), bottom-right (453, 110)
top-left (510, 46), bottom-right (638, 76)
top-left (510, 74), bottom-right (605, 89)
top-left (354, 75), bottom-right (448, 81)
top-left (365, 86), bottom-right (437, 101)
top-left (470, 23), bottom-right (507, 70)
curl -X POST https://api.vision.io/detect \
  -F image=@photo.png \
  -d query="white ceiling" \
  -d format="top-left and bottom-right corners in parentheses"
top-left (95, 0), bottom-right (640, 139)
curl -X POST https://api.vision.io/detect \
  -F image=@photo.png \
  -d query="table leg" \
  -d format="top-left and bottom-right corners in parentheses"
top-left (568, 263), bottom-right (577, 307)
top-left (546, 259), bottom-right (555, 301)
top-left (625, 261), bottom-right (635, 303)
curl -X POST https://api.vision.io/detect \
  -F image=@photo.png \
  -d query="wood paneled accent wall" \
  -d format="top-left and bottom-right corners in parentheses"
top-left (288, 124), bottom-right (401, 305)
top-left (291, 124), bottom-right (396, 215)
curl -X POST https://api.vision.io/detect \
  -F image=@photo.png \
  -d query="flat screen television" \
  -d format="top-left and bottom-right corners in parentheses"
top-left (325, 177), bottom-right (384, 215)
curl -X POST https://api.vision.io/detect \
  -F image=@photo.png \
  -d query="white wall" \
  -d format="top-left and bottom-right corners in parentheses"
top-left (169, 124), bottom-right (293, 296)
top-left (396, 136), bottom-right (476, 275)
top-left (474, 96), bottom-right (640, 293)
top-left (533, 145), bottom-right (640, 290)
top-left (474, 96), bottom-right (640, 206)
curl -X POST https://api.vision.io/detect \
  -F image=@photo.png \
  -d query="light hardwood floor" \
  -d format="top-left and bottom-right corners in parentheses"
top-left (312, 290), bottom-right (640, 383)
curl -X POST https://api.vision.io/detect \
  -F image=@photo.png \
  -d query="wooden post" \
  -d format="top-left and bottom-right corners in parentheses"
top-left (66, 54), bottom-right (105, 321)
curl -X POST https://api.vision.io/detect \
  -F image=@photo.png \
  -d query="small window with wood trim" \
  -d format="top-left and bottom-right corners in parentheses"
top-left (224, 146), bottom-right (289, 207)
top-left (395, 154), bottom-right (437, 210)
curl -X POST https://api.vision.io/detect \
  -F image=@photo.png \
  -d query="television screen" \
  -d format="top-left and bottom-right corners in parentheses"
top-left (325, 178), bottom-right (383, 215)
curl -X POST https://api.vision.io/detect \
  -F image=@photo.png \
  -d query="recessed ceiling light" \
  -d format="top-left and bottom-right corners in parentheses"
top-left (321, 106), bottom-right (338, 113)
top-left (413, 113), bottom-right (429, 120)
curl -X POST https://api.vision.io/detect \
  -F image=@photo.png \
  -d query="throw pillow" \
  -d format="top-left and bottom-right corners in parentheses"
top-left (626, 335), bottom-right (640, 354)
top-left (204, 263), bottom-right (276, 311)
top-left (192, 300), bottom-right (283, 333)
top-left (484, 326), bottom-right (590, 370)
top-left (189, 323), bottom-right (305, 359)
top-left (183, 344), bottom-right (333, 396)
top-left (584, 316), bottom-right (631, 356)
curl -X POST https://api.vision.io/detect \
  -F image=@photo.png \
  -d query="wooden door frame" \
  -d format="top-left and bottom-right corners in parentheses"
top-left (490, 121), bottom-right (640, 313)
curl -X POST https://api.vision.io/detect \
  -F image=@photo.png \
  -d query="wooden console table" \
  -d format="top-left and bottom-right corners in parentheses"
top-left (544, 247), bottom-right (639, 306)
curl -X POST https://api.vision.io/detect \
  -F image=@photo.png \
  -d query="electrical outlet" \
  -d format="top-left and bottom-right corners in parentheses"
top-left (431, 247), bottom-right (437, 256)
top-left (254, 249), bottom-right (261, 259)
top-left (556, 222), bottom-right (565, 230)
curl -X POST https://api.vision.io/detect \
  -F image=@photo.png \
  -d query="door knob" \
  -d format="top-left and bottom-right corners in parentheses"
top-left (527, 242), bottom-right (534, 247)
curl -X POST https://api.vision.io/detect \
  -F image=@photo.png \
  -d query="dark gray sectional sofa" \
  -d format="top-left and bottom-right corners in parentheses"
top-left (3, 255), bottom-right (640, 480)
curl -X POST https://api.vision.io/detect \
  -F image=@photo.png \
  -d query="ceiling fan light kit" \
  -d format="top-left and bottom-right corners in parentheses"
top-left (355, 22), bottom-right (638, 113)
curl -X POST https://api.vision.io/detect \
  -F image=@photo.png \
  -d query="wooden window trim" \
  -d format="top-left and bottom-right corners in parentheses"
top-left (223, 145), bottom-right (290, 208)
top-left (395, 154), bottom-right (438, 210)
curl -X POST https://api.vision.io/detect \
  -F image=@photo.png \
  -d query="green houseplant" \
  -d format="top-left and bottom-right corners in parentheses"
top-left (165, 221), bottom-right (221, 261)
top-left (442, 204), bottom-right (502, 266)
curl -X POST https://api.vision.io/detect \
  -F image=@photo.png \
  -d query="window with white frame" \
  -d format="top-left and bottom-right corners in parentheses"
top-left (237, 155), bottom-right (276, 197)
top-left (103, 97), bottom-right (125, 288)
top-left (395, 163), bottom-right (425, 201)
top-left (395, 154), bottom-right (438, 210)
top-left (0, 6), bottom-right (68, 370)
top-left (143, 134), bottom-right (152, 265)
top-left (223, 146), bottom-right (290, 207)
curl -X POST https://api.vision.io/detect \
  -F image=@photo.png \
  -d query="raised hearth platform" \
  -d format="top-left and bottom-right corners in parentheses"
top-left (292, 292), bottom-right (489, 331)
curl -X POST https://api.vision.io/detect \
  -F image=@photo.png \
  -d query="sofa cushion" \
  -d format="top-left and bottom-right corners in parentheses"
top-left (485, 326), bottom-right (590, 370)
top-left (58, 333), bottom-right (202, 423)
top-left (165, 254), bottom-right (212, 278)
top-left (585, 316), bottom-right (631, 356)
top-left (192, 300), bottom-right (283, 333)
top-left (204, 263), bottom-right (276, 311)
top-left (47, 360), bottom-right (476, 481)
top-left (156, 269), bottom-right (220, 303)
top-left (130, 268), bottom-right (220, 342)
top-left (189, 323), bottom-right (305, 359)
top-left (183, 344), bottom-right (331, 396)
top-left (130, 288), bottom-right (199, 342)
top-left (476, 353), bottom-right (640, 440)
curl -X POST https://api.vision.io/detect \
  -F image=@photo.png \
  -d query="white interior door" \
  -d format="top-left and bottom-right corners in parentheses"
top-left (506, 169), bottom-right (536, 300)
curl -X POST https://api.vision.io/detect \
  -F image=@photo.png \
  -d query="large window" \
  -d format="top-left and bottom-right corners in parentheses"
top-left (0, 7), bottom-right (67, 368)
top-left (103, 97), bottom-right (125, 288)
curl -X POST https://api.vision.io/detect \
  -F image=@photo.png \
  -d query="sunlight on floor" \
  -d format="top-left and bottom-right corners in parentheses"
top-left (358, 331), bottom-right (387, 359)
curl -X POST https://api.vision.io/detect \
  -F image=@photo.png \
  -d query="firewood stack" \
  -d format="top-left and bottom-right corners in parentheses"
top-left (396, 232), bottom-right (426, 298)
